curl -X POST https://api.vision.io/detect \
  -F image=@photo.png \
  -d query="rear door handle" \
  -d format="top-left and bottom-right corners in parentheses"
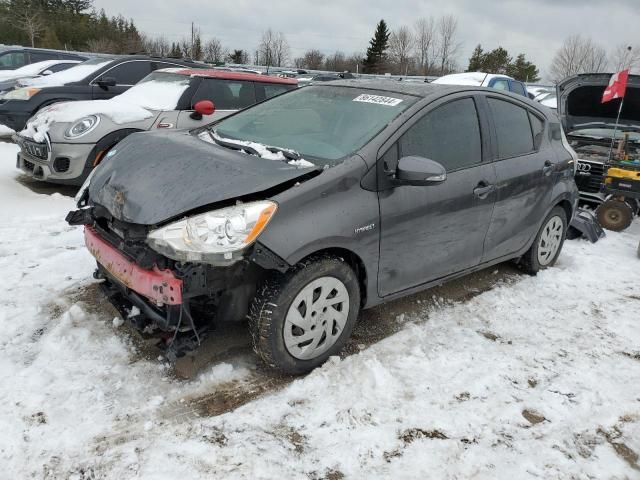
top-left (473, 182), bottom-right (495, 199)
top-left (543, 160), bottom-right (554, 176)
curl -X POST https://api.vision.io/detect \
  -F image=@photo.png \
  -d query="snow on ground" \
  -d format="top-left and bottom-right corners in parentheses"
top-left (1, 140), bottom-right (639, 478)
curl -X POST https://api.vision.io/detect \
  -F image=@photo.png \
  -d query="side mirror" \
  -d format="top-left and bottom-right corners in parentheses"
top-left (41, 69), bottom-right (53, 76)
top-left (394, 156), bottom-right (447, 186)
top-left (190, 100), bottom-right (215, 120)
top-left (96, 76), bottom-right (117, 88)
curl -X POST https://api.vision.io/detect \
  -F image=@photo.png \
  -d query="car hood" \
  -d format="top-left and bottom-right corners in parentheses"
top-left (557, 73), bottom-right (640, 134)
top-left (89, 130), bottom-right (319, 225)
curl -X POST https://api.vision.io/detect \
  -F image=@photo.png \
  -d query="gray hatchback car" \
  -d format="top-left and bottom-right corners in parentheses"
top-left (67, 80), bottom-right (578, 374)
top-left (14, 69), bottom-right (297, 184)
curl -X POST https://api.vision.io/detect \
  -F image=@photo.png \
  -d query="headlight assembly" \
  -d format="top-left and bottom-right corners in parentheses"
top-left (147, 201), bottom-right (278, 264)
top-left (3, 87), bottom-right (41, 100)
top-left (65, 115), bottom-right (100, 139)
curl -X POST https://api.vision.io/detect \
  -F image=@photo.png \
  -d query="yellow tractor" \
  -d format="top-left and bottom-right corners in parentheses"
top-left (596, 133), bottom-right (640, 232)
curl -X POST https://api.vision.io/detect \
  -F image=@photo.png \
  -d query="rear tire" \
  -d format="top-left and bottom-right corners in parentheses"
top-left (596, 199), bottom-right (634, 232)
top-left (520, 207), bottom-right (567, 275)
top-left (248, 255), bottom-right (360, 375)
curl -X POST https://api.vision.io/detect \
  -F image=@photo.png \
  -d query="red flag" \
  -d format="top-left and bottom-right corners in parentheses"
top-left (602, 69), bottom-right (629, 103)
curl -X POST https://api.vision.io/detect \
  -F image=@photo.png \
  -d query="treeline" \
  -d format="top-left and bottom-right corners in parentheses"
top-left (0, 0), bottom-right (143, 53)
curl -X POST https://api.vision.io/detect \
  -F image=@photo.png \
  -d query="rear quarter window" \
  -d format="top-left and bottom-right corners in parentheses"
top-left (488, 97), bottom-right (534, 158)
top-left (256, 82), bottom-right (293, 101)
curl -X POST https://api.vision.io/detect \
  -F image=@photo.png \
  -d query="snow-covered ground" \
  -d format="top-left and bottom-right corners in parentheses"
top-left (1, 140), bottom-right (639, 479)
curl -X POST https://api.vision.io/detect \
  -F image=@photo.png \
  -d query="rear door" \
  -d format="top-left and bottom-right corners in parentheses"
top-left (377, 95), bottom-right (497, 296)
top-left (481, 96), bottom-right (555, 261)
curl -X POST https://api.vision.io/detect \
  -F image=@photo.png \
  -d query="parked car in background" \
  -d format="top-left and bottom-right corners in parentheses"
top-left (558, 72), bottom-right (640, 211)
top-left (0, 45), bottom-right (88, 70)
top-left (14, 69), bottom-right (297, 185)
top-left (0, 55), bottom-right (204, 131)
top-left (432, 72), bottom-right (528, 97)
top-left (66, 80), bottom-right (577, 373)
top-left (0, 59), bottom-right (81, 94)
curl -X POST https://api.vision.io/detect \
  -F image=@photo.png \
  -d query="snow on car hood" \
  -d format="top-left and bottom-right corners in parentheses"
top-left (89, 129), bottom-right (319, 225)
top-left (0, 60), bottom-right (80, 81)
top-left (557, 73), bottom-right (640, 133)
top-left (18, 77), bottom-right (190, 142)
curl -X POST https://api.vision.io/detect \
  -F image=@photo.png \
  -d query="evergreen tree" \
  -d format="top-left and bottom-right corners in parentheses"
top-left (467, 44), bottom-right (484, 71)
top-left (507, 53), bottom-right (540, 82)
top-left (363, 19), bottom-right (390, 74)
top-left (482, 47), bottom-right (511, 74)
top-left (169, 42), bottom-right (182, 58)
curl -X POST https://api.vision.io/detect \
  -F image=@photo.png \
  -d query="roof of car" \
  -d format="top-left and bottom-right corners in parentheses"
top-left (317, 78), bottom-right (466, 97)
top-left (164, 68), bottom-right (298, 85)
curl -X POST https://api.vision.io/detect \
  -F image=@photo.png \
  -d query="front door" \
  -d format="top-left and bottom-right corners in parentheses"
top-left (377, 96), bottom-right (497, 297)
top-left (92, 61), bottom-right (152, 99)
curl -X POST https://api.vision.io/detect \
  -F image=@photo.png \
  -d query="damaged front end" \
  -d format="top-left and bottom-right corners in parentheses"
top-left (67, 204), bottom-right (289, 361)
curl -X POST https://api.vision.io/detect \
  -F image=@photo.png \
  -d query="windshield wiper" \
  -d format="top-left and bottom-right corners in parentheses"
top-left (266, 146), bottom-right (301, 161)
top-left (207, 131), bottom-right (261, 156)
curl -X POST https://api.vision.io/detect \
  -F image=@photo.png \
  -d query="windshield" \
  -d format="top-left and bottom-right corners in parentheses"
top-left (213, 85), bottom-right (417, 162)
top-left (114, 72), bottom-right (191, 110)
top-left (23, 57), bottom-right (111, 87)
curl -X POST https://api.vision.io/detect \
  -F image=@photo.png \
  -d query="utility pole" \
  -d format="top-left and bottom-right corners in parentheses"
top-left (191, 22), bottom-right (194, 59)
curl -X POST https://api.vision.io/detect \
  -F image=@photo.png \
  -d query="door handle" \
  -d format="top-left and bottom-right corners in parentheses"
top-left (473, 182), bottom-right (495, 199)
top-left (543, 160), bottom-right (554, 176)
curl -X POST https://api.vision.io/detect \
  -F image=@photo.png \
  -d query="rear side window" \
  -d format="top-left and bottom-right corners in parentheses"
top-left (104, 61), bottom-right (152, 85)
top-left (529, 112), bottom-right (545, 149)
top-left (192, 79), bottom-right (256, 110)
top-left (399, 97), bottom-right (482, 171)
top-left (488, 98), bottom-right (534, 158)
top-left (0, 51), bottom-right (27, 68)
top-left (511, 81), bottom-right (526, 97)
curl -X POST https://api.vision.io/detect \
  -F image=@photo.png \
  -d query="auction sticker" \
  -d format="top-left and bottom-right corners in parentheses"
top-left (353, 94), bottom-right (403, 106)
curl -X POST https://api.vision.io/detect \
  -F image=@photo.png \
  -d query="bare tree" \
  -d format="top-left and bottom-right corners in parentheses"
top-left (325, 51), bottom-right (347, 72)
top-left (257, 29), bottom-right (289, 68)
top-left (12, 7), bottom-right (45, 47)
top-left (203, 37), bottom-right (227, 64)
top-left (300, 49), bottom-right (324, 70)
top-left (86, 38), bottom-right (119, 54)
top-left (388, 26), bottom-right (415, 75)
top-left (413, 17), bottom-right (436, 75)
top-left (549, 35), bottom-right (609, 83)
top-left (141, 34), bottom-right (171, 56)
top-left (273, 32), bottom-right (289, 67)
top-left (611, 44), bottom-right (640, 73)
top-left (437, 15), bottom-right (461, 75)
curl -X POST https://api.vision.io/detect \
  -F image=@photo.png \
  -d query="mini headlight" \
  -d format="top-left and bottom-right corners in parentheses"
top-left (147, 201), bottom-right (278, 263)
top-left (65, 115), bottom-right (100, 139)
top-left (3, 87), bottom-right (41, 100)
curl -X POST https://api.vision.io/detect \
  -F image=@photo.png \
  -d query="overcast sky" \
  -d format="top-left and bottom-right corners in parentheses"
top-left (94, 0), bottom-right (639, 80)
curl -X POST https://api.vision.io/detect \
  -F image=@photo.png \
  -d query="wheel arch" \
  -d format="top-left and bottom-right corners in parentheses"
top-left (297, 247), bottom-right (369, 308)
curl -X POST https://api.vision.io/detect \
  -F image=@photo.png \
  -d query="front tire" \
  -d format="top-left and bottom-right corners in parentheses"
top-left (249, 255), bottom-right (360, 374)
top-left (520, 207), bottom-right (567, 275)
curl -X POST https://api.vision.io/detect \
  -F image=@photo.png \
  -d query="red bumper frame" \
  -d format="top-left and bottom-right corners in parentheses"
top-left (84, 226), bottom-right (183, 305)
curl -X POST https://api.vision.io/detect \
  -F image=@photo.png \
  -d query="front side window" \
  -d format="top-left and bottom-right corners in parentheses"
top-left (0, 52), bottom-right (27, 68)
top-left (193, 79), bottom-right (256, 109)
top-left (105, 61), bottom-right (152, 85)
top-left (30, 52), bottom-right (58, 63)
top-left (399, 98), bottom-right (482, 171)
top-left (213, 85), bottom-right (417, 163)
top-left (491, 79), bottom-right (509, 91)
top-left (488, 97), bottom-right (534, 158)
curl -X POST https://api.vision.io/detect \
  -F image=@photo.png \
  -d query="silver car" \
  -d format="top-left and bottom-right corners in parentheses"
top-left (13, 68), bottom-right (297, 185)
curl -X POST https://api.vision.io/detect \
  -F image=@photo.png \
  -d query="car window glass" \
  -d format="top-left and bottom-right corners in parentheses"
top-left (492, 79), bottom-right (509, 91)
top-left (262, 83), bottom-right (290, 99)
top-left (103, 61), bottom-right (152, 85)
top-left (488, 98), bottom-right (534, 158)
top-left (530, 112), bottom-right (545, 149)
top-left (399, 98), bottom-right (482, 171)
top-left (381, 142), bottom-right (400, 173)
top-left (30, 52), bottom-right (57, 63)
top-left (511, 81), bottom-right (526, 96)
top-left (192, 79), bottom-right (256, 110)
top-left (48, 63), bottom-right (72, 73)
top-left (0, 52), bottom-right (27, 68)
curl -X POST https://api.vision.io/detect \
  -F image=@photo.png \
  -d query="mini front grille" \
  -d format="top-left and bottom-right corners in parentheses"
top-left (22, 139), bottom-right (48, 160)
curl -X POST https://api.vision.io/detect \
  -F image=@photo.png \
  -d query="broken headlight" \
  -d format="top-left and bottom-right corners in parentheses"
top-left (146, 201), bottom-right (277, 263)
